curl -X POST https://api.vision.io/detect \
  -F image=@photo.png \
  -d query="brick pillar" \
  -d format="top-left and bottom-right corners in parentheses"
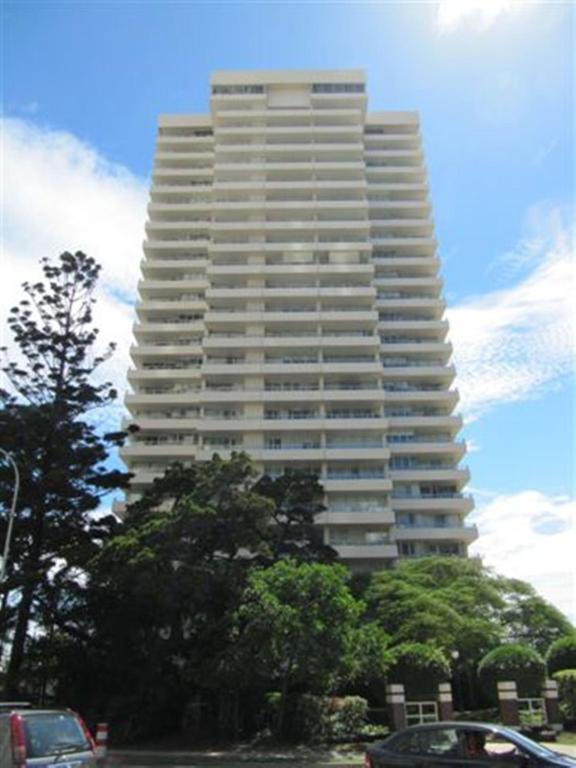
top-left (543, 679), bottom-right (563, 732)
top-left (386, 684), bottom-right (406, 731)
top-left (438, 682), bottom-right (454, 720)
top-left (497, 681), bottom-right (519, 726)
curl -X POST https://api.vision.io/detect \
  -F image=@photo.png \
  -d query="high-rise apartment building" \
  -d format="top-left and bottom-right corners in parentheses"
top-left (120, 70), bottom-right (477, 570)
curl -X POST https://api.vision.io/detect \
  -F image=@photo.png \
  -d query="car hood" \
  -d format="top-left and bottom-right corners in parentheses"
top-left (545, 753), bottom-right (576, 767)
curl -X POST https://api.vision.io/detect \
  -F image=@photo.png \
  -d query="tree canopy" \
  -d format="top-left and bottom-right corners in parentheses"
top-left (0, 251), bottom-right (129, 695)
top-left (547, 634), bottom-right (576, 676)
top-left (235, 559), bottom-right (362, 736)
top-left (43, 455), bottom-right (337, 739)
top-left (366, 556), bottom-right (571, 664)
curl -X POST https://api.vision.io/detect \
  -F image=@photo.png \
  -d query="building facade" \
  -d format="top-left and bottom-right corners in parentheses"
top-left (121, 69), bottom-right (477, 570)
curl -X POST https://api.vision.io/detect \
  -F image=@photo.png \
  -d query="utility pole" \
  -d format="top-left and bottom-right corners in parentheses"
top-left (0, 448), bottom-right (20, 583)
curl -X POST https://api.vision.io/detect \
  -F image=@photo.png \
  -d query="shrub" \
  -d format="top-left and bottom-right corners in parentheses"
top-left (553, 669), bottom-right (576, 722)
top-left (334, 696), bottom-right (368, 736)
top-left (292, 694), bottom-right (369, 743)
top-left (387, 643), bottom-right (451, 697)
top-left (547, 636), bottom-right (576, 676)
top-left (294, 694), bottom-right (332, 743)
top-left (478, 644), bottom-right (546, 702)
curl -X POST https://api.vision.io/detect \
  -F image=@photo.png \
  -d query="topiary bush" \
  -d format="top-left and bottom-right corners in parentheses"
top-left (478, 644), bottom-right (546, 702)
top-left (547, 635), bottom-right (576, 676)
top-left (387, 642), bottom-right (451, 698)
top-left (552, 669), bottom-right (576, 723)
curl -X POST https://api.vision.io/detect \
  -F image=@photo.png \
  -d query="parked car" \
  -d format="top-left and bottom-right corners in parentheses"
top-left (0, 705), bottom-right (96, 767)
top-left (364, 721), bottom-right (576, 768)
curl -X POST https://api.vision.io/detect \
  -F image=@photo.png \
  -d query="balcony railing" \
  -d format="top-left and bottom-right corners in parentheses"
top-left (264, 412), bottom-right (320, 420)
top-left (382, 359), bottom-right (445, 368)
top-left (326, 442), bottom-right (383, 449)
top-left (327, 471), bottom-right (387, 479)
top-left (392, 492), bottom-right (470, 499)
top-left (387, 434), bottom-right (452, 443)
top-left (326, 410), bottom-right (380, 419)
top-left (265, 443), bottom-right (321, 450)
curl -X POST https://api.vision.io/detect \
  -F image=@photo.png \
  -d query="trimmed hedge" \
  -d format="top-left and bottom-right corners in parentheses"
top-left (553, 669), bottom-right (576, 722)
top-left (387, 642), bottom-right (450, 697)
top-left (478, 644), bottom-right (546, 702)
top-left (547, 635), bottom-right (576, 676)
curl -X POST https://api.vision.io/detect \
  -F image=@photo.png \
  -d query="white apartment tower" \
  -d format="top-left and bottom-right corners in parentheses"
top-left (121, 70), bottom-right (477, 570)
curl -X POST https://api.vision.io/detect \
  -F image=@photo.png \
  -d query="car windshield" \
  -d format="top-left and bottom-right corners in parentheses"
top-left (500, 728), bottom-right (558, 759)
top-left (23, 713), bottom-right (90, 758)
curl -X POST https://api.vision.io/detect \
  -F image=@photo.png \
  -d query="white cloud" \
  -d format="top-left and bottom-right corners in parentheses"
top-left (0, 117), bottom-right (149, 409)
top-left (447, 207), bottom-right (574, 421)
top-left (470, 490), bottom-right (576, 621)
top-left (437, 0), bottom-right (521, 33)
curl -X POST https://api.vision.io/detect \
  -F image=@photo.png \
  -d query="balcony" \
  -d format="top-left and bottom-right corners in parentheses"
top-left (385, 414), bottom-right (462, 429)
top-left (120, 443), bottom-right (198, 460)
top-left (373, 258), bottom-right (439, 276)
top-left (128, 367), bottom-right (202, 383)
top-left (381, 364), bottom-right (456, 381)
top-left (317, 508), bottom-right (394, 525)
top-left (145, 238), bottom-right (210, 252)
top-left (366, 167), bottom-right (426, 184)
top-left (388, 439), bottom-right (466, 459)
top-left (332, 543), bottom-right (398, 560)
top-left (389, 467), bottom-right (471, 485)
top-left (392, 495), bottom-right (474, 513)
top-left (393, 525), bottom-right (478, 544)
top-left (208, 262), bottom-right (374, 277)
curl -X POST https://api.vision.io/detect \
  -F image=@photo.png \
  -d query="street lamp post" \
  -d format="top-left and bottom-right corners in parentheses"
top-left (451, 649), bottom-right (461, 712)
top-left (0, 449), bottom-right (20, 584)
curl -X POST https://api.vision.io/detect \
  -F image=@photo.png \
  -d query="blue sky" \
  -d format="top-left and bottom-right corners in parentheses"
top-left (1, 0), bottom-right (574, 617)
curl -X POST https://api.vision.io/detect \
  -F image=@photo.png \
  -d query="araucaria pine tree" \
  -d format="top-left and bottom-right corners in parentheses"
top-left (0, 251), bottom-right (129, 695)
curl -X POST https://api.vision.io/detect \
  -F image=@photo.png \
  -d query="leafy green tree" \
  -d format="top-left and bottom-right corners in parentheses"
top-left (547, 634), bottom-right (576, 675)
top-left (236, 559), bottom-right (362, 738)
top-left (58, 456), bottom-right (335, 740)
top-left (366, 558), bottom-right (503, 662)
top-left (345, 622), bottom-right (390, 703)
top-left (0, 251), bottom-right (129, 695)
top-left (498, 580), bottom-right (574, 655)
top-left (366, 557), bottom-right (570, 661)
top-left (478, 644), bottom-right (546, 701)
top-left (364, 557), bottom-right (572, 709)
top-left (366, 579), bottom-right (465, 651)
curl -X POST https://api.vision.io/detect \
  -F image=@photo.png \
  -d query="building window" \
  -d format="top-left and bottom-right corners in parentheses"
top-left (212, 85), bottom-right (264, 95)
top-left (312, 83), bottom-right (365, 93)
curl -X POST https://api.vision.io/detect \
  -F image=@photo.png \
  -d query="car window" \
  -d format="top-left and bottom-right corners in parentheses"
top-left (390, 731), bottom-right (424, 755)
top-left (501, 729), bottom-right (557, 759)
top-left (392, 728), bottom-right (459, 757)
top-left (23, 713), bottom-right (90, 758)
top-left (484, 733), bottom-right (522, 759)
top-left (419, 728), bottom-right (460, 757)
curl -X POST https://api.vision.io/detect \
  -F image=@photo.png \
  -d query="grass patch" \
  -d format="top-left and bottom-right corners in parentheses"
top-left (557, 731), bottom-right (576, 746)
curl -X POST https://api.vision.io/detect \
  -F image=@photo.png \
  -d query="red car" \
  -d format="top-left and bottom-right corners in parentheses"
top-left (0, 706), bottom-right (97, 767)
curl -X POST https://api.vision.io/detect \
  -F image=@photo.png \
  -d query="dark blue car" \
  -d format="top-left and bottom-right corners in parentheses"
top-left (365, 722), bottom-right (576, 768)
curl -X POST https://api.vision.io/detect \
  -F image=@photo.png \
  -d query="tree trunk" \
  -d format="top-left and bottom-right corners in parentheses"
top-left (5, 578), bottom-right (35, 696)
top-left (276, 672), bottom-right (290, 741)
